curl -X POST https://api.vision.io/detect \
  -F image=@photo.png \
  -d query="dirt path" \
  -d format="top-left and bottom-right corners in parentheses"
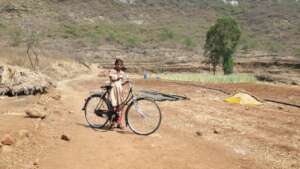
top-left (39, 74), bottom-right (255, 169)
top-left (1, 72), bottom-right (299, 169)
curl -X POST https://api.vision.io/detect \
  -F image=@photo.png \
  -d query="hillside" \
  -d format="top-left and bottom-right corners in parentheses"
top-left (0, 0), bottom-right (299, 78)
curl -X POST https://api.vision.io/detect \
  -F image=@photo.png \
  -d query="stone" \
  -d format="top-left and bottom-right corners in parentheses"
top-left (1, 134), bottom-right (14, 145)
top-left (51, 94), bottom-right (61, 101)
top-left (61, 134), bottom-right (70, 141)
top-left (33, 159), bottom-right (39, 165)
top-left (213, 129), bottom-right (220, 134)
top-left (195, 131), bottom-right (202, 136)
top-left (25, 109), bottom-right (47, 119)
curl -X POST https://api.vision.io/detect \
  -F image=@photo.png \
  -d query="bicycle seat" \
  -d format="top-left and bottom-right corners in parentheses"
top-left (101, 85), bottom-right (112, 90)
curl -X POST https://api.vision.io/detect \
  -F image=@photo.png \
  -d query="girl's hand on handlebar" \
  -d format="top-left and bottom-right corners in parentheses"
top-left (122, 80), bottom-right (130, 86)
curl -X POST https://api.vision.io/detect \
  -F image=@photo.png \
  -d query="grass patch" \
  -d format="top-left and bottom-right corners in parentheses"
top-left (294, 48), bottom-right (300, 57)
top-left (159, 28), bottom-right (175, 41)
top-left (60, 22), bottom-right (144, 47)
top-left (182, 36), bottom-right (196, 49)
top-left (157, 73), bottom-right (257, 83)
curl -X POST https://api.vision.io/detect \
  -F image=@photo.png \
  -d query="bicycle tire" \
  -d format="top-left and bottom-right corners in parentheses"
top-left (125, 98), bottom-right (162, 135)
top-left (84, 94), bottom-right (112, 128)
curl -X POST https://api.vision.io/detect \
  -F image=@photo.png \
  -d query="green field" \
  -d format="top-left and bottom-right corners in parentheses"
top-left (156, 73), bottom-right (257, 83)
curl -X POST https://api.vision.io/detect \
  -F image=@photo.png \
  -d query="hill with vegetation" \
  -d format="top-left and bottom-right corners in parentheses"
top-left (0, 0), bottom-right (299, 74)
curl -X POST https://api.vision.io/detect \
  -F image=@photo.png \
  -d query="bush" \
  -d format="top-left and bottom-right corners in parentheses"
top-left (159, 28), bottom-right (175, 41)
top-left (182, 37), bottom-right (196, 49)
top-left (126, 35), bottom-right (140, 48)
top-left (63, 24), bottom-right (83, 38)
top-left (295, 48), bottom-right (300, 57)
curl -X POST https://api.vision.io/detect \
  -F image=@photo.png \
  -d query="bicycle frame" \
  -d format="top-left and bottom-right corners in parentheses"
top-left (83, 80), bottom-right (162, 135)
top-left (101, 81), bottom-right (137, 110)
top-left (106, 82), bottom-right (146, 119)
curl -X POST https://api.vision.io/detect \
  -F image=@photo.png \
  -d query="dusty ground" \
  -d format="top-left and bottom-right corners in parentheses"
top-left (0, 71), bottom-right (299, 169)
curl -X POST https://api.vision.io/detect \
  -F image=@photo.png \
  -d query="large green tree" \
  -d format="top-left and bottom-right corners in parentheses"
top-left (204, 16), bottom-right (241, 75)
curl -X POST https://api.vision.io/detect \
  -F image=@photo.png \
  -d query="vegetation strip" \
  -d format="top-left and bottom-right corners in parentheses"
top-left (166, 80), bottom-right (300, 109)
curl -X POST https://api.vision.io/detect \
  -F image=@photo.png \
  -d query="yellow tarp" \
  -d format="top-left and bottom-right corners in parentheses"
top-left (224, 92), bottom-right (262, 105)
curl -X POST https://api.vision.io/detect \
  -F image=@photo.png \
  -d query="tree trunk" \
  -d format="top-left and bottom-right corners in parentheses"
top-left (223, 54), bottom-right (234, 75)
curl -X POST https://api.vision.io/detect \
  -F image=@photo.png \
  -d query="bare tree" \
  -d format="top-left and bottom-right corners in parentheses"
top-left (26, 32), bottom-right (40, 71)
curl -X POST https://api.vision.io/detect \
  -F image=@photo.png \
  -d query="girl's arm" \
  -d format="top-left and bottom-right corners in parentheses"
top-left (121, 72), bottom-right (129, 85)
top-left (109, 69), bottom-right (121, 82)
top-left (122, 80), bottom-right (129, 86)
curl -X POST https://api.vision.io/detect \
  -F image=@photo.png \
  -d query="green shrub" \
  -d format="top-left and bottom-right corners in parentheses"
top-left (63, 24), bottom-right (83, 38)
top-left (295, 48), bottom-right (300, 57)
top-left (268, 41), bottom-right (283, 53)
top-left (159, 28), bottom-right (175, 41)
top-left (182, 37), bottom-right (196, 48)
top-left (106, 30), bottom-right (119, 43)
top-left (126, 35), bottom-right (140, 48)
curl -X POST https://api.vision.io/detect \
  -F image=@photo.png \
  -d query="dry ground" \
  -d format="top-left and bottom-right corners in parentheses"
top-left (0, 71), bottom-right (299, 169)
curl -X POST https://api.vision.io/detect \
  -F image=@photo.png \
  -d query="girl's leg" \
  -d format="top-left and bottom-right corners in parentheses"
top-left (117, 106), bottom-right (125, 129)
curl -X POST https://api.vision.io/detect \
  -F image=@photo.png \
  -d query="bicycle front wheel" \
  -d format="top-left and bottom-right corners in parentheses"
top-left (84, 95), bottom-right (111, 128)
top-left (126, 98), bottom-right (162, 135)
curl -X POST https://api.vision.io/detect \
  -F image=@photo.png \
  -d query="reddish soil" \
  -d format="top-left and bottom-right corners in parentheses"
top-left (205, 83), bottom-right (300, 104)
top-left (0, 73), bottom-right (299, 169)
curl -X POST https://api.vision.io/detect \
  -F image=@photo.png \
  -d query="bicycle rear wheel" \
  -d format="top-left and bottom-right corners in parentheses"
top-left (126, 98), bottom-right (162, 135)
top-left (84, 95), bottom-right (111, 128)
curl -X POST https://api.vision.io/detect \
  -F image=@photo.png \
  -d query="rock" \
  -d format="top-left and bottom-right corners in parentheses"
top-left (51, 94), bottom-right (61, 101)
top-left (1, 134), bottom-right (15, 145)
top-left (33, 159), bottom-right (39, 166)
top-left (195, 131), bottom-right (202, 136)
top-left (25, 109), bottom-right (47, 119)
top-left (61, 134), bottom-right (70, 141)
top-left (213, 129), bottom-right (220, 134)
top-left (233, 147), bottom-right (247, 155)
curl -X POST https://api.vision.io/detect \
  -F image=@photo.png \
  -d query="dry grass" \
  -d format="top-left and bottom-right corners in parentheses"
top-left (0, 46), bottom-right (89, 80)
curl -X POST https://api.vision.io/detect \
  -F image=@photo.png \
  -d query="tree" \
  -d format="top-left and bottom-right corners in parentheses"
top-left (204, 16), bottom-right (241, 75)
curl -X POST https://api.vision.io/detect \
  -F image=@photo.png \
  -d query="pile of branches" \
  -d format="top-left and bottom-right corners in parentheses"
top-left (0, 65), bottom-right (52, 96)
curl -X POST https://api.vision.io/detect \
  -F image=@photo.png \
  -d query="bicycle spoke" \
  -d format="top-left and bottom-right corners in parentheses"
top-left (126, 98), bottom-right (161, 135)
top-left (85, 96), bottom-right (110, 128)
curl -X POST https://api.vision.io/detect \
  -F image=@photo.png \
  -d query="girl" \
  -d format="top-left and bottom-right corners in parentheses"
top-left (108, 58), bottom-right (128, 129)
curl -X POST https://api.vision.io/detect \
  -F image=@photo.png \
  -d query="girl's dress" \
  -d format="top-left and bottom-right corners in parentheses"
top-left (108, 69), bottom-right (126, 107)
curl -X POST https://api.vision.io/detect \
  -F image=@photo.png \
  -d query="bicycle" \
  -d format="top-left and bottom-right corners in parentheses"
top-left (82, 81), bottom-right (162, 135)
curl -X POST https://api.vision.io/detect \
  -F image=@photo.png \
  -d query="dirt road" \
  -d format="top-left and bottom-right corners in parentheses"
top-left (0, 72), bottom-right (299, 169)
